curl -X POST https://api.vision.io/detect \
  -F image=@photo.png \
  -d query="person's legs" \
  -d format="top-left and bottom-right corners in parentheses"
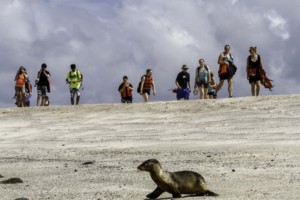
top-left (76, 96), bottom-right (80, 105)
top-left (256, 81), bottom-right (261, 96)
top-left (199, 86), bottom-right (205, 99)
top-left (142, 93), bottom-right (149, 102)
top-left (216, 79), bottom-right (224, 92)
top-left (203, 88), bottom-right (208, 99)
top-left (251, 82), bottom-right (255, 96)
top-left (228, 77), bottom-right (233, 97)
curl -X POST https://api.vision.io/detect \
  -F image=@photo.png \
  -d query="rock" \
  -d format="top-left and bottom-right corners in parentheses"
top-left (82, 161), bottom-right (95, 165)
top-left (0, 178), bottom-right (23, 184)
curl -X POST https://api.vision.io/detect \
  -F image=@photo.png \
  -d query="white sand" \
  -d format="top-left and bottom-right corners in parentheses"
top-left (0, 95), bottom-right (299, 200)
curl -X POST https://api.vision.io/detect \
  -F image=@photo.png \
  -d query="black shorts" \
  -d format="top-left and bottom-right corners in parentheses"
top-left (219, 72), bottom-right (231, 80)
top-left (121, 96), bottom-right (132, 103)
top-left (249, 75), bottom-right (261, 84)
top-left (197, 81), bottom-right (208, 88)
top-left (142, 89), bottom-right (151, 95)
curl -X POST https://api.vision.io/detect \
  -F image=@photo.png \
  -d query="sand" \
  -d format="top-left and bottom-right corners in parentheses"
top-left (0, 95), bottom-right (299, 200)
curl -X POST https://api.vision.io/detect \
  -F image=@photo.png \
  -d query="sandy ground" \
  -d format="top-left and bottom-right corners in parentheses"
top-left (0, 95), bottom-right (299, 200)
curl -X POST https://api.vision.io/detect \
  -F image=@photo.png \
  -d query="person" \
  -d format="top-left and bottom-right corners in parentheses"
top-left (207, 72), bottom-right (217, 99)
top-left (66, 64), bottom-right (82, 105)
top-left (36, 63), bottom-right (51, 106)
top-left (118, 76), bottom-right (133, 103)
top-left (194, 59), bottom-right (211, 99)
top-left (246, 46), bottom-right (265, 96)
top-left (216, 44), bottom-right (235, 98)
top-left (139, 69), bottom-right (156, 102)
top-left (14, 66), bottom-right (28, 107)
top-left (175, 65), bottom-right (191, 100)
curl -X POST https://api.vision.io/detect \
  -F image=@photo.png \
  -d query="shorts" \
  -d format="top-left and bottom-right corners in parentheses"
top-left (249, 75), bottom-right (261, 84)
top-left (142, 89), bottom-right (151, 95)
top-left (121, 96), bottom-right (132, 103)
top-left (197, 80), bottom-right (208, 88)
top-left (15, 86), bottom-right (25, 93)
top-left (177, 88), bottom-right (190, 100)
top-left (219, 72), bottom-right (231, 80)
top-left (70, 88), bottom-right (80, 98)
top-left (37, 85), bottom-right (47, 96)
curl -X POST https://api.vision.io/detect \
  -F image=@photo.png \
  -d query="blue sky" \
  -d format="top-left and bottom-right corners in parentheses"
top-left (0, 0), bottom-right (299, 107)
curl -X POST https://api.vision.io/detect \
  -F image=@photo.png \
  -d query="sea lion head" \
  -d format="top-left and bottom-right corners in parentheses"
top-left (137, 159), bottom-right (161, 172)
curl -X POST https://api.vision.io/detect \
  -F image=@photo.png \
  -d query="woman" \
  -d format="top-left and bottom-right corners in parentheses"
top-left (194, 59), bottom-right (211, 99)
top-left (216, 44), bottom-right (234, 97)
top-left (15, 66), bottom-right (28, 107)
top-left (246, 46), bottom-right (265, 96)
top-left (140, 69), bottom-right (156, 102)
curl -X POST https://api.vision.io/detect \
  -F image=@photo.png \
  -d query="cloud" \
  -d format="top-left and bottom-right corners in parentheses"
top-left (264, 10), bottom-right (290, 40)
top-left (0, 0), bottom-right (299, 107)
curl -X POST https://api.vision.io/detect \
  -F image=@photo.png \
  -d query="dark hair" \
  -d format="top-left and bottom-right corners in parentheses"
top-left (70, 64), bottom-right (76, 69)
top-left (146, 69), bottom-right (152, 74)
top-left (199, 58), bottom-right (205, 63)
top-left (249, 46), bottom-right (257, 53)
top-left (41, 63), bottom-right (47, 69)
top-left (224, 44), bottom-right (231, 49)
top-left (123, 76), bottom-right (128, 80)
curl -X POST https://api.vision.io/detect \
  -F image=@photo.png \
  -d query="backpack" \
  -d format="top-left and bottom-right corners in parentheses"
top-left (197, 66), bottom-right (209, 84)
top-left (137, 75), bottom-right (145, 93)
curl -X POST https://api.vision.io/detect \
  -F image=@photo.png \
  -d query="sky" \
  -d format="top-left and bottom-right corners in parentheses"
top-left (0, 0), bottom-right (299, 107)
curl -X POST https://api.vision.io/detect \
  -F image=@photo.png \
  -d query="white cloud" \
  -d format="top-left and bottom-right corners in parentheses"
top-left (264, 10), bottom-right (290, 40)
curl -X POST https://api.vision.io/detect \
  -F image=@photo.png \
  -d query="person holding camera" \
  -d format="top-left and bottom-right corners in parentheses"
top-left (36, 63), bottom-right (51, 106)
top-left (118, 76), bottom-right (133, 103)
top-left (15, 66), bottom-right (28, 107)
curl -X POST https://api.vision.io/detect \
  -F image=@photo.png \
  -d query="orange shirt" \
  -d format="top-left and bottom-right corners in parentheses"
top-left (16, 74), bottom-right (26, 87)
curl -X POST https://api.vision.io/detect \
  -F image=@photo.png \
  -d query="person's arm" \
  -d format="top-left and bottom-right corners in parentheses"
top-left (259, 55), bottom-right (265, 70)
top-left (152, 79), bottom-right (156, 95)
top-left (175, 74), bottom-right (181, 89)
top-left (218, 53), bottom-right (229, 66)
top-left (127, 84), bottom-right (133, 91)
top-left (246, 56), bottom-right (250, 80)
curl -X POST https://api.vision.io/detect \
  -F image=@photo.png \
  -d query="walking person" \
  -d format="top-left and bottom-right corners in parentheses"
top-left (66, 64), bottom-right (83, 105)
top-left (14, 66), bottom-right (28, 107)
top-left (118, 76), bottom-right (133, 103)
top-left (246, 46), bottom-right (265, 96)
top-left (175, 65), bottom-right (191, 100)
top-left (35, 63), bottom-right (51, 106)
top-left (139, 69), bottom-right (156, 102)
top-left (194, 59), bottom-right (211, 99)
top-left (216, 44), bottom-right (236, 98)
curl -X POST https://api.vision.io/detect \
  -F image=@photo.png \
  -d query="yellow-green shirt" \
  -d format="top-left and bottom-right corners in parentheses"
top-left (66, 70), bottom-right (82, 89)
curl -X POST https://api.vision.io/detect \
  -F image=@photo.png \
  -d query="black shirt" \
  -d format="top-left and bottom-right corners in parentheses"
top-left (37, 70), bottom-right (50, 86)
top-left (176, 71), bottom-right (190, 88)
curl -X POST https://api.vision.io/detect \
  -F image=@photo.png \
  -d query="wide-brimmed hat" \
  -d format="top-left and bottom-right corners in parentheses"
top-left (182, 65), bottom-right (189, 69)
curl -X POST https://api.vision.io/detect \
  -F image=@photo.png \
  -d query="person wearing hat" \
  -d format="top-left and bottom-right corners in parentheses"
top-left (36, 63), bottom-right (51, 106)
top-left (118, 76), bottom-right (133, 103)
top-left (66, 64), bottom-right (82, 105)
top-left (175, 64), bottom-right (191, 100)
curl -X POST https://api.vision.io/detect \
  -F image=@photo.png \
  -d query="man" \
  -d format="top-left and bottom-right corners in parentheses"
top-left (66, 64), bottom-right (82, 105)
top-left (140, 69), bottom-right (156, 102)
top-left (36, 63), bottom-right (50, 106)
top-left (175, 65), bottom-right (191, 100)
top-left (118, 76), bottom-right (133, 103)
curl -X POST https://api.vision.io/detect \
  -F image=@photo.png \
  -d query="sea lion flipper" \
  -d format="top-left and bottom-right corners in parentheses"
top-left (146, 187), bottom-right (165, 199)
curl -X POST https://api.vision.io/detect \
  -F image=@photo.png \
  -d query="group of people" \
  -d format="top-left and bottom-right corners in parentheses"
top-left (14, 45), bottom-right (272, 106)
top-left (118, 45), bottom-right (273, 103)
top-left (14, 63), bottom-right (83, 107)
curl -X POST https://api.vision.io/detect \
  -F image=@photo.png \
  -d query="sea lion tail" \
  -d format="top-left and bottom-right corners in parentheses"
top-left (205, 190), bottom-right (219, 196)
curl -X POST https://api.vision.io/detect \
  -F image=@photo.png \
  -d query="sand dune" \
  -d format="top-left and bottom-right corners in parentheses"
top-left (0, 95), bottom-right (299, 200)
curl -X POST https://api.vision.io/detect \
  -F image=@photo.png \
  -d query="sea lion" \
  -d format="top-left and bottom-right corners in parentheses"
top-left (137, 159), bottom-right (218, 199)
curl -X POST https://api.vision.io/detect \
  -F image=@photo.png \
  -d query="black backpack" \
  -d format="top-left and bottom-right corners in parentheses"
top-left (137, 75), bottom-right (145, 93)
